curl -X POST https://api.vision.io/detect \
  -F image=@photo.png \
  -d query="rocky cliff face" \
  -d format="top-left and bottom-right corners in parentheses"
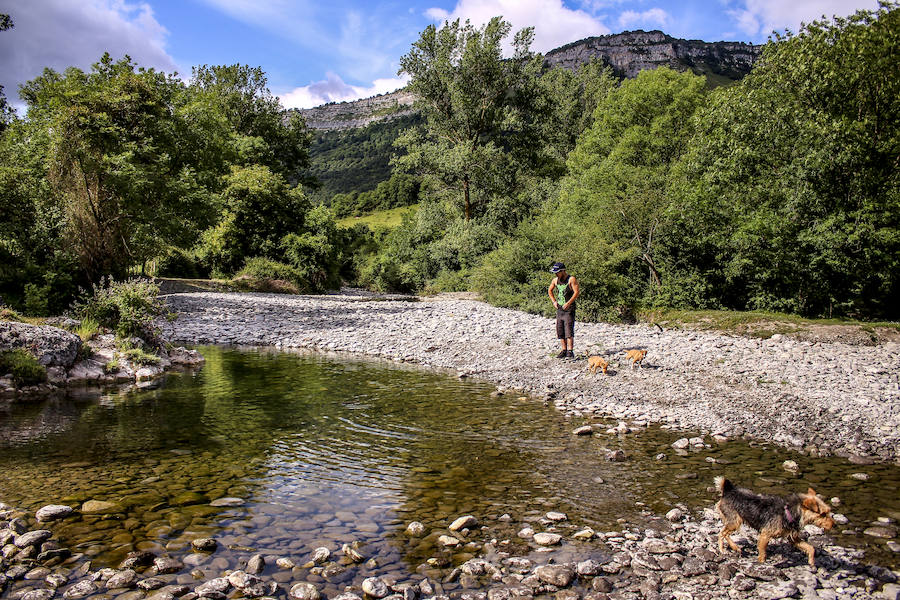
top-left (297, 30), bottom-right (761, 131)
top-left (544, 30), bottom-right (760, 80)
top-left (297, 90), bottom-right (415, 131)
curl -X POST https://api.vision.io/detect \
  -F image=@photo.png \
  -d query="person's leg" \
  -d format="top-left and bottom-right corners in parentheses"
top-left (564, 311), bottom-right (575, 357)
top-left (556, 311), bottom-right (567, 358)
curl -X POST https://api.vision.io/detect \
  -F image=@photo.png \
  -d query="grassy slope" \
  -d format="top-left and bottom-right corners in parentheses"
top-left (336, 204), bottom-right (419, 229)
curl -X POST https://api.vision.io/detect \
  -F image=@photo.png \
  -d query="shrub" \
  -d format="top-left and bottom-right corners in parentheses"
top-left (121, 347), bottom-right (162, 366)
top-left (233, 257), bottom-right (303, 294)
top-left (74, 277), bottom-right (165, 341)
top-left (23, 283), bottom-right (50, 316)
top-left (0, 349), bottom-right (47, 386)
top-left (156, 247), bottom-right (209, 279)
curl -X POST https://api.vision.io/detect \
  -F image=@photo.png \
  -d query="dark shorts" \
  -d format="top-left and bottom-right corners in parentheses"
top-left (556, 307), bottom-right (575, 339)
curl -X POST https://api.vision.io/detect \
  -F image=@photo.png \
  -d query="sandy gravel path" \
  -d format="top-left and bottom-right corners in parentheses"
top-left (160, 291), bottom-right (900, 462)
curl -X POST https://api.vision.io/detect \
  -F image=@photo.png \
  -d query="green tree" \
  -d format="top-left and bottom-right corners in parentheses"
top-left (189, 64), bottom-right (312, 185)
top-left (671, 2), bottom-right (900, 317)
top-left (395, 17), bottom-right (544, 220)
top-left (560, 67), bottom-right (707, 297)
top-left (0, 14), bottom-right (14, 133)
top-left (17, 54), bottom-right (210, 281)
top-left (198, 164), bottom-right (309, 276)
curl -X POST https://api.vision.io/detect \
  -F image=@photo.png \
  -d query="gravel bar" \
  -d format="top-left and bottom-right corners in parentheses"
top-left (159, 291), bottom-right (900, 462)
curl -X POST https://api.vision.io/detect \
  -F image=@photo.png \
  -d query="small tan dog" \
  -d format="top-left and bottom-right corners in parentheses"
top-left (587, 355), bottom-right (609, 375)
top-left (624, 349), bottom-right (647, 369)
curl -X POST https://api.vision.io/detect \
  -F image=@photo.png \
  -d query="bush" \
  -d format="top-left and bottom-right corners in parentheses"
top-left (0, 349), bottom-right (47, 386)
top-left (74, 277), bottom-right (165, 341)
top-left (156, 247), bottom-right (209, 279)
top-left (233, 257), bottom-right (303, 294)
top-left (120, 347), bottom-right (162, 366)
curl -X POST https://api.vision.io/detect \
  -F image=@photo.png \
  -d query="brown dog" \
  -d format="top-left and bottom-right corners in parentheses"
top-left (624, 349), bottom-right (647, 369)
top-left (587, 355), bottom-right (608, 375)
top-left (715, 476), bottom-right (835, 566)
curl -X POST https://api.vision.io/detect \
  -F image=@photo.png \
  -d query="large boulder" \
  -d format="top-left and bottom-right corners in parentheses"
top-left (0, 322), bottom-right (81, 368)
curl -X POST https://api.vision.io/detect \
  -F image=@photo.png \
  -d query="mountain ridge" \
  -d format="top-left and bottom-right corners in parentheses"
top-left (296, 29), bottom-right (762, 131)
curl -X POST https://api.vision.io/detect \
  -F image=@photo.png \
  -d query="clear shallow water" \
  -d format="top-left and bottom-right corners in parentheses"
top-left (1, 346), bottom-right (898, 583)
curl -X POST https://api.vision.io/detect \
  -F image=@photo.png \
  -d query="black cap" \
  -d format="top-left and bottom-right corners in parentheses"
top-left (550, 262), bottom-right (565, 273)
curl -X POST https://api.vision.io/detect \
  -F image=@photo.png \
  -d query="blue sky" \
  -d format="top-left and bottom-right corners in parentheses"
top-left (0, 0), bottom-right (881, 110)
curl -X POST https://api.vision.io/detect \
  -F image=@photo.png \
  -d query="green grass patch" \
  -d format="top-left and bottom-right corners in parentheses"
top-left (121, 348), bottom-right (162, 366)
top-left (0, 307), bottom-right (47, 326)
top-left (74, 318), bottom-right (100, 342)
top-left (337, 204), bottom-right (419, 230)
top-left (0, 349), bottom-right (47, 386)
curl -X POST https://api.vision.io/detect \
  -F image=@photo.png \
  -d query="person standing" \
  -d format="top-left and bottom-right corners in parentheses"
top-left (548, 262), bottom-right (579, 359)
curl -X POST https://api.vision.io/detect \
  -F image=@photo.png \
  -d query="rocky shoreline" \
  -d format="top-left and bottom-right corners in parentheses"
top-left (2, 497), bottom-right (898, 600)
top-left (157, 291), bottom-right (900, 463)
top-left (0, 320), bottom-right (203, 398)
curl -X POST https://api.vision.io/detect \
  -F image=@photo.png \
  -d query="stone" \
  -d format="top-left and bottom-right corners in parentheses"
top-left (138, 579), bottom-right (166, 591)
top-left (576, 560), bottom-right (603, 576)
top-left (312, 547), bottom-right (330, 564)
top-left (665, 508), bottom-right (684, 522)
top-left (573, 528), bottom-right (595, 540)
top-left (289, 584), bottom-right (320, 600)
top-left (153, 557), bottom-right (183, 575)
top-left (106, 570), bottom-right (138, 589)
top-left (35, 505), bottom-right (74, 522)
top-left (881, 583), bottom-right (900, 600)
top-left (14, 530), bottom-right (53, 548)
top-left (437, 535), bottom-right (461, 547)
top-left (63, 581), bottom-right (97, 599)
top-left (0, 322), bottom-right (81, 367)
top-left (605, 450), bottom-right (626, 462)
top-left (81, 500), bottom-right (123, 515)
top-left (246, 553), bottom-right (265, 574)
top-left (190, 538), bottom-right (217, 552)
top-left (362, 577), bottom-right (390, 599)
top-left (227, 571), bottom-right (260, 589)
top-left (122, 550), bottom-right (156, 568)
top-left (573, 426), bottom-right (593, 436)
top-left (756, 581), bottom-right (798, 599)
top-left (782, 460), bottom-right (800, 472)
top-left (545, 512), bottom-right (567, 522)
top-left (533, 532), bottom-right (562, 546)
top-left (276, 557), bottom-right (296, 569)
top-left (449, 515), bottom-right (478, 531)
top-left (209, 497), bottom-right (244, 507)
top-left (672, 438), bottom-right (690, 450)
top-left (19, 590), bottom-right (55, 600)
top-left (534, 565), bottom-right (575, 587)
top-left (865, 526), bottom-right (898, 538)
top-left (405, 521), bottom-right (426, 536)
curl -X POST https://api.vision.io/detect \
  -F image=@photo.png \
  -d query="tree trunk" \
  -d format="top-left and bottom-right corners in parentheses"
top-left (463, 175), bottom-right (471, 221)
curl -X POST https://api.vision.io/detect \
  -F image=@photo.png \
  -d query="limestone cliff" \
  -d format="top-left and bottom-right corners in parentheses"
top-left (544, 30), bottom-right (760, 81)
top-left (297, 30), bottom-right (761, 132)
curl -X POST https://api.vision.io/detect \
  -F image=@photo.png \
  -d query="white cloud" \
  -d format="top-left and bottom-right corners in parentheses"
top-left (425, 0), bottom-right (610, 54)
top-left (618, 7), bottom-right (670, 29)
top-left (279, 72), bottom-right (409, 109)
top-left (0, 0), bottom-right (177, 106)
top-left (727, 0), bottom-right (880, 39)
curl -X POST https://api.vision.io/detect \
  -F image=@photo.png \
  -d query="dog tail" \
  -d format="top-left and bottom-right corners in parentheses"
top-left (714, 476), bottom-right (732, 497)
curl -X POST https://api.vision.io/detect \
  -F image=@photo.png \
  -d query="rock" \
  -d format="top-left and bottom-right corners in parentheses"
top-left (276, 557), bottom-right (296, 569)
top-left (209, 497), bottom-right (244, 507)
top-left (782, 460), bottom-right (800, 472)
top-left (573, 426), bottom-right (593, 436)
top-left (63, 581), bottom-right (97, 599)
top-left (573, 528), bottom-right (595, 540)
top-left (341, 542), bottom-right (365, 562)
top-left (289, 583), bottom-right (320, 600)
top-left (534, 565), bottom-right (575, 587)
top-left (672, 438), bottom-right (690, 450)
top-left (740, 563), bottom-right (778, 581)
top-left (605, 449), bottom-right (626, 461)
top-left (137, 579), bottom-right (166, 591)
top-left (437, 535), bottom-right (461, 547)
top-left (35, 505), bottom-right (74, 523)
top-left (576, 560), bottom-right (603, 576)
top-left (81, 500), bottom-right (123, 515)
top-left (0, 322), bottom-right (81, 367)
top-left (14, 530), bottom-right (53, 548)
top-left (756, 581), bottom-right (798, 599)
top-left (533, 532), bottom-right (562, 546)
top-left (864, 526), bottom-right (898, 539)
top-left (196, 578), bottom-right (230, 597)
top-left (449, 515), bottom-right (478, 531)
top-left (405, 521), bottom-right (426, 536)
top-left (517, 527), bottom-right (535, 539)
top-left (228, 571), bottom-right (261, 590)
top-left (122, 550), bottom-right (156, 568)
top-left (881, 583), bottom-right (900, 600)
top-left (850, 472), bottom-right (870, 481)
top-left (546, 512), bottom-right (568, 521)
top-left (106, 569), bottom-right (138, 589)
top-left (312, 547), bottom-right (331, 564)
top-left (190, 538), bottom-right (217, 552)
top-left (246, 553), bottom-right (265, 574)
top-left (19, 590), bottom-right (55, 600)
top-left (362, 577), bottom-right (390, 599)
top-left (665, 508), bottom-right (684, 522)
top-left (153, 557), bottom-right (183, 575)
top-left (46, 574), bottom-right (68, 588)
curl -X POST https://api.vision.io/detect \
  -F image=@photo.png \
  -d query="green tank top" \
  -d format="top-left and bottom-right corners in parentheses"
top-left (555, 275), bottom-right (573, 306)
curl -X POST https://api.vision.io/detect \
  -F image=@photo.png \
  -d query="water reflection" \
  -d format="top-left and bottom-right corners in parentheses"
top-left (0, 346), bottom-right (898, 577)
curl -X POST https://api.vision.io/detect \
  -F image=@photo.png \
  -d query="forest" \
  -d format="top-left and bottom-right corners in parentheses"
top-left (0, 3), bottom-right (897, 320)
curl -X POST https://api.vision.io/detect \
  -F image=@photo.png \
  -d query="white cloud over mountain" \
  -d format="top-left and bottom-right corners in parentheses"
top-left (726, 0), bottom-right (880, 39)
top-left (279, 73), bottom-right (409, 110)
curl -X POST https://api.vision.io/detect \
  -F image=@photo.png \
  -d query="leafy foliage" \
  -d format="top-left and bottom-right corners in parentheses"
top-left (74, 277), bottom-right (165, 341)
top-left (0, 349), bottom-right (47, 386)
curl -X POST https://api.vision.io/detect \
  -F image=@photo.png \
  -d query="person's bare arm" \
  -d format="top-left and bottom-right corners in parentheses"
top-left (563, 276), bottom-right (580, 310)
top-left (548, 277), bottom-right (558, 308)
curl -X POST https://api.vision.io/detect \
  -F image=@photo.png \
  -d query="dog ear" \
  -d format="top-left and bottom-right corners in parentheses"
top-left (801, 495), bottom-right (820, 511)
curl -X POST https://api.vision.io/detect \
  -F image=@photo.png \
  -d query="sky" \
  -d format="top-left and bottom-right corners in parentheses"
top-left (0, 0), bottom-right (883, 111)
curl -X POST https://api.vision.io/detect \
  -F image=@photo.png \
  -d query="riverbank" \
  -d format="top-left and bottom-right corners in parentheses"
top-left (158, 291), bottom-right (900, 463)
